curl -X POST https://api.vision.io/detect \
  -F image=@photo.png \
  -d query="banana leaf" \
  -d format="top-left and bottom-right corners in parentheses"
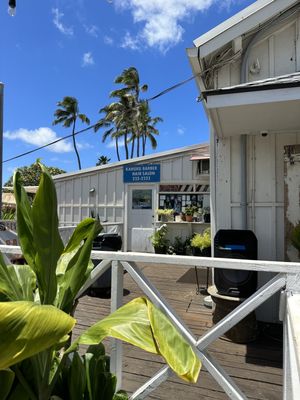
top-left (68, 297), bottom-right (201, 383)
top-left (0, 301), bottom-right (75, 370)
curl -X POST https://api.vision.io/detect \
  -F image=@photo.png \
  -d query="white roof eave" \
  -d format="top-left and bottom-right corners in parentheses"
top-left (193, 0), bottom-right (299, 58)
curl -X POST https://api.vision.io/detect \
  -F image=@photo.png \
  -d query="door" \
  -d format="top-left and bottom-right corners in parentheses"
top-left (127, 185), bottom-right (156, 252)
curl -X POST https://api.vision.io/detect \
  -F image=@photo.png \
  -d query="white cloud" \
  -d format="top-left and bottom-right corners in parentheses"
top-left (84, 24), bottom-right (99, 37)
top-left (177, 125), bottom-right (185, 135)
top-left (52, 8), bottom-right (74, 36)
top-left (106, 139), bottom-right (125, 149)
top-left (114, 0), bottom-right (217, 52)
top-left (78, 142), bottom-right (94, 150)
top-left (104, 35), bottom-right (114, 46)
top-left (82, 52), bottom-right (95, 67)
top-left (4, 127), bottom-right (73, 153)
top-left (121, 31), bottom-right (141, 51)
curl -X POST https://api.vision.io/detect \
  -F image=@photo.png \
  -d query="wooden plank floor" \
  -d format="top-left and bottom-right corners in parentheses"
top-left (74, 263), bottom-right (283, 400)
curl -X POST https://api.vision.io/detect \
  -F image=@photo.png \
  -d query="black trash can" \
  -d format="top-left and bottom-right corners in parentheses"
top-left (214, 230), bottom-right (257, 298)
top-left (92, 233), bottom-right (122, 289)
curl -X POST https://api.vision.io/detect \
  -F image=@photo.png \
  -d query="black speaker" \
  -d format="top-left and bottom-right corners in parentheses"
top-left (214, 230), bottom-right (257, 298)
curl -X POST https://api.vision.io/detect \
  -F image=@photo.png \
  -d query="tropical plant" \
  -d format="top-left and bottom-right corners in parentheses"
top-left (4, 163), bottom-right (66, 186)
top-left (150, 224), bottom-right (169, 253)
top-left (96, 155), bottom-right (111, 166)
top-left (156, 208), bottom-right (174, 221)
top-left (291, 223), bottom-right (300, 252)
top-left (172, 236), bottom-right (189, 256)
top-left (53, 96), bottom-right (90, 170)
top-left (184, 205), bottom-right (199, 216)
top-left (0, 163), bottom-right (200, 399)
top-left (190, 229), bottom-right (211, 251)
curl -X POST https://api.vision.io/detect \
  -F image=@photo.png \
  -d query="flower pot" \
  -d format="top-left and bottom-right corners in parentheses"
top-left (185, 215), bottom-right (193, 222)
top-left (154, 246), bottom-right (168, 254)
top-left (203, 214), bottom-right (210, 223)
top-left (192, 246), bottom-right (211, 257)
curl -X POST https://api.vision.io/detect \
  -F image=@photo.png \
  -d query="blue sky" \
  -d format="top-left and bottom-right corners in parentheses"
top-left (0, 0), bottom-right (253, 183)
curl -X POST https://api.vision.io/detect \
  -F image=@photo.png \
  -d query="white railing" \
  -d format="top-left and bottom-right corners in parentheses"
top-left (1, 245), bottom-right (300, 400)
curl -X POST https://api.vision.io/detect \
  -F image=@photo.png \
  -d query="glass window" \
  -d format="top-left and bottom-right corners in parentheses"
top-left (132, 189), bottom-right (152, 210)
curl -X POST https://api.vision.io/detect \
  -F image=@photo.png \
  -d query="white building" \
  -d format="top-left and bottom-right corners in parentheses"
top-left (54, 143), bottom-right (210, 252)
top-left (188, 0), bottom-right (300, 321)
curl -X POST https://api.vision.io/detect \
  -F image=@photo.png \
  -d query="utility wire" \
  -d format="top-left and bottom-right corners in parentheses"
top-left (3, 73), bottom-right (200, 164)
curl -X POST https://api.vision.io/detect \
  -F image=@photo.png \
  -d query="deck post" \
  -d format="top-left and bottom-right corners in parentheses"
top-left (283, 273), bottom-right (300, 400)
top-left (110, 260), bottom-right (124, 390)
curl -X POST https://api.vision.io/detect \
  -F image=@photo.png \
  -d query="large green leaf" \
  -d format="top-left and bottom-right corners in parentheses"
top-left (0, 254), bottom-right (36, 302)
top-left (0, 369), bottom-right (15, 400)
top-left (56, 220), bottom-right (101, 313)
top-left (68, 297), bottom-right (201, 383)
top-left (63, 218), bottom-right (99, 255)
top-left (0, 301), bottom-right (75, 370)
top-left (31, 163), bottom-right (64, 304)
top-left (13, 171), bottom-right (36, 270)
top-left (68, 352), bottom-right (86, 400)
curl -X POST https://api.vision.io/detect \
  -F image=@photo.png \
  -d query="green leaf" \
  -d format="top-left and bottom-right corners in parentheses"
top-left (113, 391), bottom-right (128, 400)
top-left (67, 297), bottom-right (201, 383)
top-left (0, 254), bottom-right (36, 302)
top-left (62, 218), bottom-right (100, 255)
top-left (68, 352), bottom-right (86, 400)
top-left (31, 163), bottom-right (64, 304)
top-left (13, 171), bottom-right (36, 269)
top-left (57, 220), bottom-right (101, 313)
top-left (0, 301), bottom-right (75, 370)
top-left (0, 369), bottom-right (15, 400)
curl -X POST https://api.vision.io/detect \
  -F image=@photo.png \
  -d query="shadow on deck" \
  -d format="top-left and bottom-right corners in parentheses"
top-left (74, 263), bottom-right (282, 400)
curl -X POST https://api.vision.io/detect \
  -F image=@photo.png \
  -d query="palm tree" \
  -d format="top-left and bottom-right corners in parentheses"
top-left (53, 96), bottom-right (90, 170)
top-left (138, 101), bottom-right (163, 156)
top-left (111, 67), bottom-right (148, 158)
top-left (96, 155), bottom-right (111, 166)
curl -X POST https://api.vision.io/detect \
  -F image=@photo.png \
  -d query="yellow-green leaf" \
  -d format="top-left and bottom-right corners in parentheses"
top-left (68, 297), bottom-right (200, 382)
top-left (0, 301), bottom-right (75, 370)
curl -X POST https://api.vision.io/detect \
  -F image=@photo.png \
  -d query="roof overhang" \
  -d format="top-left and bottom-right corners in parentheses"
top-left (193, 0), bottom-right (299, 58)
top-left (203, 78), bottom-right (300, 137)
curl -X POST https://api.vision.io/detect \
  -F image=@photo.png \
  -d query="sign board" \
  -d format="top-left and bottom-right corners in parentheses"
top-left (123, 164), bottom-right (160, 183)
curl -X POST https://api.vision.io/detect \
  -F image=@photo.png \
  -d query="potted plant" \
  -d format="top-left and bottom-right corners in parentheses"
top-left (203, 207), bottom-right (210, 223)
top-left (190, 228), bottom-right (211, 257)
top-left (184, 205), bottom-right (198, 222)
top-left (156, 208), bottom-right (174, 222)
top-left (150, 224), bottom-right (170, 253)
top-left (172, 236), bottom-right (189, 255)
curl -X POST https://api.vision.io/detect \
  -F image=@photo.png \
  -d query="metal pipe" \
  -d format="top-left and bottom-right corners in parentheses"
top-left (240, 134), bottom-right (247, 229)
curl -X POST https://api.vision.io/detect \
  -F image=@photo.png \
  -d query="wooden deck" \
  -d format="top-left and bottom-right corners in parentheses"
top-left (74, 263), bottom-right (283, 400)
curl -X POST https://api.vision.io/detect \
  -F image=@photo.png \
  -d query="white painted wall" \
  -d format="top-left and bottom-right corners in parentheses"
top-left (55, 146), bottom-right (210, 251)
top-left (205, 13), bottom-right (300, 322)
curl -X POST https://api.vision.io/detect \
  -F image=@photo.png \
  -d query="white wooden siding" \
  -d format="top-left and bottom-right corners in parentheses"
top-left (55, 151), bottom-right (207, 226)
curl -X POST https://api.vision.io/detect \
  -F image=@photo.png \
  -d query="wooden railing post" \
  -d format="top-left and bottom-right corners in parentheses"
top-left (110, 260), bottom-right (124, 390)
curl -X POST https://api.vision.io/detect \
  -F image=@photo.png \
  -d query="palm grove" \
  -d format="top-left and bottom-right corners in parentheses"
top-left (54, 67), bottom-right (162, 170)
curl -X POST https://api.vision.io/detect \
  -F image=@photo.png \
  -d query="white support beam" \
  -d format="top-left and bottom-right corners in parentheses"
top-left (110, 260), bottom-right (124, 390)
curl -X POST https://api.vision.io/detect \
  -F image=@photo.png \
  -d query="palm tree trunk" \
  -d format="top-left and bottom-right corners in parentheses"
top-left (124, 130), bottom-right (129, 159)
top-left (137, 136), bottom-right (140, 157)
top-left (72, 119), bottom-right (81, 170)
top-left (143, 135), bottom-right (147, 156)
top-left (131, 137), bottom-right (135, 159)
top-left (116, 137), bottom-right (120, 161)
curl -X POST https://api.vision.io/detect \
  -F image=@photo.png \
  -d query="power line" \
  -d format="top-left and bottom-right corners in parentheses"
top-left (3, 73), bottom-right (199, 164)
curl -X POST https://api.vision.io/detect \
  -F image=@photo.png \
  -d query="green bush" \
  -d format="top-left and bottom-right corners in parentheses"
top-left (190, 229), bottom-right (211, 251)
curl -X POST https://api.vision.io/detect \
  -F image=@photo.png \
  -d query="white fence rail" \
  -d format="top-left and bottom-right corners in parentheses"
top-left (1, 245), bottom-right (300, 400)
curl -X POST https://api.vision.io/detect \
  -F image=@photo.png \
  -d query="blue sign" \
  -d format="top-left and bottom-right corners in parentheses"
top-left (123, 164), bottom-right (160, 183)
